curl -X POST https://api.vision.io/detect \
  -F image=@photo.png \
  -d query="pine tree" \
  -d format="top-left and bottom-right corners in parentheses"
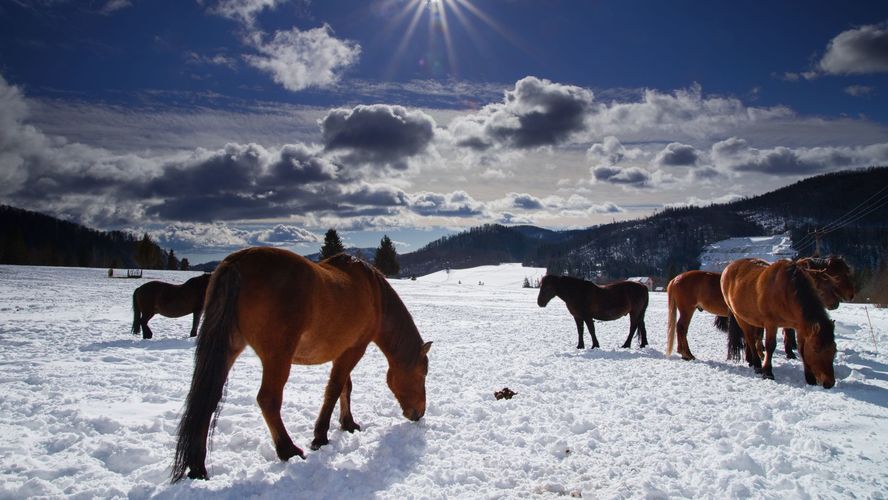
top-left (373, 235), bottom-right (400, 277)
top-left (135, 233), bottom-right (154, 269)
top-left (179, 258), bottom-right (190, 271)
top-left (320, 229), bottom-right (345, 259)
top-left (167, 248), bottom-right (178, 270)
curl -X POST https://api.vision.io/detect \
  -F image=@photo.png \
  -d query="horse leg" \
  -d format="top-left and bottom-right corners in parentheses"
top-left (140, 313), bottom-right (155, 340)
top-left (190, 309), bottom-right (202, 338)
top-left (677, 308), bottom-right (695, 360)
top-left (312, 344), bottom-right (367, 450)
top-left (783, 328), bottom-right (797, 359)
top-left (256, 356), bottom-right (304, 462)
top-left (761, 327), bottom-right (778, 380)
top-left (621, 317), bottom-right (637, 349)
top-left (736, 318), bottom-right (762, 373)
top-left (638, 318), bottom-right (648, 348)
top-left (584, 320), bottom-right (600, 349)
top-left (338, 375), bottom-right (360, 432)
top-left (574, 317), bottom-right (585, 349)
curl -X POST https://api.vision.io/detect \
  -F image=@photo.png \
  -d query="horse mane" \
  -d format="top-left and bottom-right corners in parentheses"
top-left (374, 272), bottom-right (424, 366)
top-left (788, 263), bottom-right (834, 344)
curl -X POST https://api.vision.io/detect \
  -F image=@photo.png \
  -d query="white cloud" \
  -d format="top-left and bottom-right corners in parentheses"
top-left (245, 25), bottom-right (361, 92)
top-left (845, 85), bottom-right (875, 97)
top-left (652, 142), bottom-right (701, 167)
top-left (711, 137), bottom-right (888, 175)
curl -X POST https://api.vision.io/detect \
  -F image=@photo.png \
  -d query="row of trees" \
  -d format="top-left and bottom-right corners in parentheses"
top-left (319, 229), bottom-right (400, 277)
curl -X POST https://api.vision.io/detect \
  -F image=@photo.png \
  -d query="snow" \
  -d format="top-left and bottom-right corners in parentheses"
top-left (1, 263), bottom-right (887, 498)
top-left (700, 235), bottom-right (796, 272)
top-left (415, 263), bottom-right (547, 288)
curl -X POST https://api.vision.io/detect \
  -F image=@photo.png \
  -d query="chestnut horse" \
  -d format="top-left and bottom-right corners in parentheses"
top-left (722, 258), bottom-right (836, 388)
top-left (783, 256), bottom-right (854, 358)
top-left (666, 264), bottom-right (844, 361)
top-left (537, 275), bottom-right (649, 349)
top-left (131, 273), bottom-right (210, 339)
top-left (171, 248), bottom-right (432, 482)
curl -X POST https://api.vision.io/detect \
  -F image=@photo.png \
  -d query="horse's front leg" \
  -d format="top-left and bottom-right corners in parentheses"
top-left (338, 375), bottom-right (360, 433)
top-left (312, 344), bottom-right (367, 450)
top-left (783, 328), bottom-right (797, 359)
top-left (761, 327), bottom-right (778, 380)
top-left (584, 319), bottom-right (600, 349)
top-left (574, 317), bottom-right (585, 349)
top-left (621, 317), bottom-right (637, 349)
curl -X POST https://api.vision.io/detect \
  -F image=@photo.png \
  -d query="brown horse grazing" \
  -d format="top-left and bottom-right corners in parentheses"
top-left (665, 271), bottom-right (730, 361)
top-left (783, 256), bottom-right (854, 358)
top-left (131, 273), bottom-right (210, 339)
top-left (537, 275), bottom-right (649, 349)
top-left (171, 248), bottom-right (432, 483)
top-left (666, 264), bottom-right (844, 361)
top-left (722, 258), bottom-right (836, 388)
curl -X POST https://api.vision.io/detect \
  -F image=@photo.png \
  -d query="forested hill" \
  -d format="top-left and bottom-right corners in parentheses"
top-left (399, 167), bottom-right (888, 289)
top-left (0, 205), bottom-right (176, 269)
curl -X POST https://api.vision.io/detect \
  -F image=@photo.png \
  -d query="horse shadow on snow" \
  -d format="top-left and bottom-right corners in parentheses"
top-left (79, 337), bottom-right (195, 352)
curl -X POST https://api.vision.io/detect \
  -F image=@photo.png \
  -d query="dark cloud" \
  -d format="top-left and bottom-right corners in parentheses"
top-left (409, 191), bottom-right (485, 217)
top-left (592, 165), bottom-right (651, 187)
top-left (266, 144), bottom-right (339, 184)
top-left (819, 22), bottom-right (888, 75)
top-left (144, 143), bottom-right (267, 198)
top-left (450, 76), bottom-right (596, 150)
top-left (711, 137), bottom-right (888, 176)
top-left (321, 104), bottom-right (436, 169)
top-left (510, 193), bottom-right (544, 210)
top-left (653, 142), bottom-right (700, 167)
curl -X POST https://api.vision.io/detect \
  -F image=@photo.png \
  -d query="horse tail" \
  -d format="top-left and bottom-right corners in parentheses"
top-left (713, 316), bottom-right (729, 332)
top-left (131, 290), bottom-right (140, 335)
top-left (726, 314), bottom-right (744, 361)
top-left (665, 285), bottom-right (677, 356)
top-left (172, 265), bottom-right (240, 483)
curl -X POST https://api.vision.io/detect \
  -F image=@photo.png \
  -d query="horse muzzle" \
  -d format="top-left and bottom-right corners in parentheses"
top-left (404, 409), bottom-right (424, 421)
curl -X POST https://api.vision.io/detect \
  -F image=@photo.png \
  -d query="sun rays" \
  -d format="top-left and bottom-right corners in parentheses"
top-left (382, 0), bottom-right (524, 80)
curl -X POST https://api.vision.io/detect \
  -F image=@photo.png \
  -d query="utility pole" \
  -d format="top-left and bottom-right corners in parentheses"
top-left (810, 228), bottom-right (823, 257)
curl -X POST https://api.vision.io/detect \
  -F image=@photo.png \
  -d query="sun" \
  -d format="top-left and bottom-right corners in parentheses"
top-left (382, 0), bottom-right (522, 80)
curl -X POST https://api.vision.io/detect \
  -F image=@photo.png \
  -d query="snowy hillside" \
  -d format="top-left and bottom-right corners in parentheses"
top-left (1, 265), bottom-right (887, 498)
top-left (416, 263), bottom-right (547, 288)
top-left (699, 235), bottom-right (796, 272)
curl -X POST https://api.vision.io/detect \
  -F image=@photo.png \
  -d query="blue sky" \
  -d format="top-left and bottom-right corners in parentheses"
top-left (1, 0), bottom-right (887, 263)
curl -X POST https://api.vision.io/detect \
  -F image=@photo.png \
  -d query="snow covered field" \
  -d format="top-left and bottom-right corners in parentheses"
top-left (1, 264), bottom-right (887, 499)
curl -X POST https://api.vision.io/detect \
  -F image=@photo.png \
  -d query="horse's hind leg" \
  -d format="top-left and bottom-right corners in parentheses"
top-left (190, 310), bottom-right (202, 338)
top-left (338, 375), bottom-right (360, 433)
top-left (312, 344), bottom-right (368, 450)
top-left (761, 327), bottom-right (778, 380)
top-left (140, 313), bottom-right (155, 339)
top-left (256, 356), bottom-right (304, 462)
top-left (638, 318), bottom-right (648, 348)
top-left (783, 328), bottom-right (797, 359)
top-left (676, 308), bottom-right (695, 360)
top-left (574, 317), bottom-right (585, 349)
top-left (584, 319), bottom-right (600, 349)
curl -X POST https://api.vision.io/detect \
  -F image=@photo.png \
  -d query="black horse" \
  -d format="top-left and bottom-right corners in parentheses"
top-left (537, 275), bottom-right (649, 349)
top-left (131, 274), bottom-right (210, 339)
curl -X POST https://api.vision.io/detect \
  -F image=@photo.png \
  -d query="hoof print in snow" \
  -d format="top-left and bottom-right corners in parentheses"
top-left (494, 387), bottom-right (517, 400)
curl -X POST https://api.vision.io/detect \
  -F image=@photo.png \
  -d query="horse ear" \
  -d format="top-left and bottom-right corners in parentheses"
top-left (421, 341), bottom-right (433, 355)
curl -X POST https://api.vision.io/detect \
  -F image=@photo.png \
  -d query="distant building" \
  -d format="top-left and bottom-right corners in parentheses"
top-left (627, 276), bottom-right (654, 290)
top-left (699, 235), bottom-right (795, 272)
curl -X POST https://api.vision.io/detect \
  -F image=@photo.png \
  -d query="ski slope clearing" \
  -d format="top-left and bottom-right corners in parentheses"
top-left (700, 235), bottom-right (795, 272)
top-left (0, 264), bottom-right (886, 498)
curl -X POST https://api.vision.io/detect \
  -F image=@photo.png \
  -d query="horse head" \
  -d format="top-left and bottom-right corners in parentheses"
top-left (387, 341), bottom-right (432, 421)
top-left (799, 320), bottom-right (836, 389)
top-left (809, 269), bottom-right (841, 310)
top-left (537, 276), bottom-right (557, 307)
top-left (826, 256), bottom-right (855, 301)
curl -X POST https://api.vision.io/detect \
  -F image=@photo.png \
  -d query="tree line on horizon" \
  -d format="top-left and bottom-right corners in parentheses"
top-left (319, 229), bottom-right (400, 277)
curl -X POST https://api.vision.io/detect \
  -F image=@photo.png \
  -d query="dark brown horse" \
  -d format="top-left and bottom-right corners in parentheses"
top-left (537, 275), bottom-right (649, 349)
top-left (131, 273), bottom-right (210, 339)
top-left (665, 265), bottom-right (842, 361)
top-left (171, 248), bottom-right (432, 482)
top-left (722, 258), bottom-right (836, 388)
top-left (783, 256), bottom-right (854, 358)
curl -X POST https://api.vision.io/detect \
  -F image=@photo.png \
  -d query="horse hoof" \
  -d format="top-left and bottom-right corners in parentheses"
top-left (310, 437), bottom-right (329, 451)
top-left (753, 366), bottom-right (763, 374)
top-left (276, 442), bottom-right (305, 460)
top-left (621, 343), bottom-right (631, 349)
top-left (187, 467), bottom-right (209, 480)
top-left (762, 373), bottom-right (775, 381)
top-left (576, 345), bottom-right (585, 350)
top-left (681, 354), bottom-right (695, 361)
top-left (340, 421), bottom-right (361, 433)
